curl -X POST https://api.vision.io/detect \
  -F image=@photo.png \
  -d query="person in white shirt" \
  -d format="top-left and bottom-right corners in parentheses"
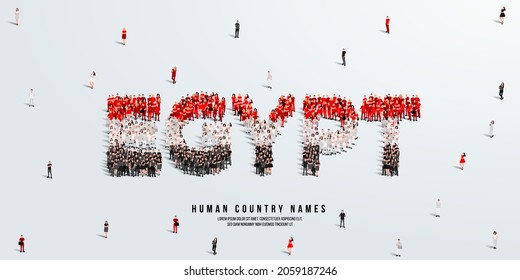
top-left (15, 8), bottom-right (20, 26)
top-left (89, 71), bottom-right (96, 89)
top-left (396, 239), bottom-right (402, 257)
top-left (28, 89), bottom-right (34, 107)
top-left (435, 199), bottom-right (441, 217)
top-left (489, 120), bottom-right (494, 138)
top-left (266, 71), bottom-right (273, 89)
top-left (492, 231), bottom-right (498, 249)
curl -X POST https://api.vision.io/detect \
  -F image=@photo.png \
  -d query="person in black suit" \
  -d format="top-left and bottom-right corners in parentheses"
top-left (212, 237), bottom-right (218, 255)
top-left (339, 210), bottom-right (346, 228)
top-left (234, 20), bottom-right (240, 38)
top-left (341, 48), bottom-right (346, 66)
top-left (47, 161), bottom-right (53, 179)
top-left (499, 82), bottom-right (504, 100)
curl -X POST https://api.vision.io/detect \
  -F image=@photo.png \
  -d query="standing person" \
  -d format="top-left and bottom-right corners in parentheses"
top-left (489, 120), bottom-right (495, 138)
top-left (15, 8), bottom-right (20, 26)
top-left (266, 71), bottom-right (273, 89)
top-left (104, 221), bottom-right (109, 238)
top-left (492, 231), bottom-right (498, 249)
top-left (234, 20), bottom-right (240, 38)
top-left (435, 199), bottom-right (441, 217)
top-left (499, 7), bottom-right (506, 24)
top-left (28, 89), bottom-right (34, 107)
top-left (18, 235), bottom-right (25, 253)
top-left (47, 161), bottom-right (53, 178)
top-left (173, 215), bottom-right (179, 233)
top-left (212, 237), bottom-right (218, 255)
top-left (396, 239), bottom-right (402, 257)
top-left (459, 153), bottom-right (466, 170)
top-left (89, 71), bottom-right (96, 89)
top-left (498, 82), bottom-right (504, 100)
top-left (339, 210), bottom-right (346, 228)
top-left (287, 237), bottom-right (294, 255)
top-left (171, 66), bottom-right (177, 84)
top-left (341, 48), bottom-right (346, 66)
top-left (385, 16), bottom-right (390, 34)
top-left (121, 27), bottom-right (127, 45)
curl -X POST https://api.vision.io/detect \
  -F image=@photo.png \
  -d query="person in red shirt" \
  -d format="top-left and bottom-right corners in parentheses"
top-left (459, 152), bottom-right (466, 170)
top-left (385, 16), bottom-right (390, 34)
top-left (18, 235), bottom-right (25, 253)
top-left (121, 27), bottom-right (127, 45)
top-left (173, 216), bottom-right (179, 233)
top-left (171, 66), bottom-right (177, 84)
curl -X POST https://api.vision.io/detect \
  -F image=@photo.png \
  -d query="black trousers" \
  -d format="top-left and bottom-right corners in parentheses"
top-left (235, 29), bottom-right (239, 38)
top-left (342, 56), bottom-right (346, 66)
top-left (47, 168), bottom-right (52, 178)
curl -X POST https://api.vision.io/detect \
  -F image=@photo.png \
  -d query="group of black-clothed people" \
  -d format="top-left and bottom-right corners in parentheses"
top-left (107, 144), bottom-right (162, 177)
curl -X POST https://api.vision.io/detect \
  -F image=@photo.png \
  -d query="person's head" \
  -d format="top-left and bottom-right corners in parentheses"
top-left (397, 238), bottom-right (400, 241)
top-left (343, 48), bottom-right (345, 51)
top-left (341, 210), bottom-right (344, 212)
top-left (493, 231), bottom-right (497, 235)
top-left (491, 120), bottom-right (494, 124)
top-left (16, 8), bottom-right (19, 11)
top-left (236, 20), bottom-right (239, 23)
top-left (437, 199), bottom-right (440, 201)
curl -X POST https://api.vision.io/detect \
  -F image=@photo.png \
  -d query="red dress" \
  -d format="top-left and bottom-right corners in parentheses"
top-left (122, 29), bottom-right (127, 39)
top-left (287, 240), bottom-right (293, 248)
top-left (459, 155), bottom-right (465, 164)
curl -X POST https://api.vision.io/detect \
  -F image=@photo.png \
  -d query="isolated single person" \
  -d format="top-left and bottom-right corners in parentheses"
top-left (28, 89), bottom-right (34, 107)
top-left (287, 237), bottom-right (294, 255)
top-left (396, 239), bottom-right (402, 257)
top-left (459, 153), bottom-right (466, 170)
top-left (47, 161), bottom-right (53, 178)
top-left (212, 237), bottom-right (218, 255)
top-left (104, 221), bottom-right (109, 238)
top-left (492, 231), bottom-right (498, 249)
top-left (18, 235), bottom-right (25, 253)
top-left (341, 48), bottom-right (346, 66)
top-left (339, 210), bottom-right (346, 228)
top-left (489, 120), bottom-right (494, 138)
top-left (499, 7), bottom-right (506, 24)
top-left (498, 82), bottom-right (504, 100)
top-left (385, 16), bottom-right (390, 34)
top-left (266, 71), bottom-right (273, 89)
top-left (173, 215), bottom-right (179, 233)
top-left (89, 71), bottom-right (96, 89)
top-left (171, 66), bottom-right (177, 84)
top-left (15, 8), bottom-right (20, 26)
top-left (234, 20), bottom-right (240, 38)
top-left (435, 199), bottom-right (441, 217)
top-left (122, 27), bottom-right (127, 45)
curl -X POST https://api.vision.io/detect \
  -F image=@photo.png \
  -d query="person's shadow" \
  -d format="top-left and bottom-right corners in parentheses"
top-left (492, 19), bottom-right (502, 24)
top-left (453, 165), bottom-right (462, 170)
top-left (8, 21), bottom-right (17, 26)
top-left (379, 29), bottom-right (388, 33)
top-left (114, 41), bottom-right (124, 45)
top-left (281, 250), bottom-right (290, 255)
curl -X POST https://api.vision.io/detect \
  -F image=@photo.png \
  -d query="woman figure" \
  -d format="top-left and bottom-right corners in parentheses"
top-left (104, 220), bottom-right (109, 238)
top-left (499, 82), bottom-right (504, 100)
top-left (121, 28), bottom-right (127, 45)
top-left (89, 71), bottom-right (96, 89)
top-left (15, 8), bottom-right (20, 26)
top-left (492, 231), bottom-right (498, 249)
top-left (287, 237), bottom-right (294, 255)
top-left (173, 216), bottom-right (179, 233)
top-left (18, 235), bottom-right (25, 253)
top-left (212, 237), bottom-right (218, 255)
top-left (489, 120), bottom-right (494, 138)
top-left (266, 71), bottom-right (273, 89)
top-left (499, 7), bottom-right (506, 24)
top-left (171, 66), bottom-right (177, 84)
top-left (459, 152), bottom-right (466, 170)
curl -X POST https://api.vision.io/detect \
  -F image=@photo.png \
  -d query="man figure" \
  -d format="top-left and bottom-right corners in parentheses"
top-left (212, 237), bottom-right (218, 255)
top-left (339, 210), bottom-right (346, 228)
top-left (171, 66), bottom-right (177, 84)
top-left (385, 16), bottom-right (390, 34)
top-left (396, 238), bottom-right (402, 257)
top-left (266, 71), bottom-right (273, 89)
top-left (18, 235), bottom-right (25, 253)
top-left (173, 215), bottom-right (179, 233)
top-left (435, 199), bottom-right (441, 217)
top-left (234, 20), bottom-right (240, 38)
top-left (47, 161), bottom-right (52, 179)
top-left (492, 231), bottom-right (498, 249)
top-left (499, 82), bottom-right (504, 100)
top-left (28, 89), bottom-right (34, 107)
top-left (489, 120), bottom-right (495, 138)
top-left (341, 48), bottom-right (346, 66)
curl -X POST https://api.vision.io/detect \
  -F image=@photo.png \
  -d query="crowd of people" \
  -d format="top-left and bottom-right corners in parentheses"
top-left (107, 93), bottom-right (162, 121)
top-left (302, 94), bottom-right (359, 126)
top-left (381, 118), bottom-right (400, 176)
top-left (106, 96), bottom-right (162, 177)
top-left (166, 92), bottom-right (232, 176)
top-left (232, 94), bottom-right (295, 176)
top-left (360, 94), bottom-right (421, 122)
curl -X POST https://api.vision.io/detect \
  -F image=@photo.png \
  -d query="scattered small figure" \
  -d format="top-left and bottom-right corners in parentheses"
top-left (339, 210), bottom-right (346, 228)
top-left (28, 89), bottom-right (34, 107)
top-left (287, 237), bottom-right (294, 255)
top-left (212, 237), bottom-right (218, 255)
top-left (498, 82), bottom-right (504, 100)
top-left (89, 71), bottom-right (96, 89)
top-left (47, 161), bottom-right (53, 178)
top-left (489, 120), bottom-right (494, 138)
top-left (173, 215), bottom-right (179, 233)
top-left (15, 8), bottom-right (20, 26)
top-left (171, 66), bottom-right (177, 84)
top-left (396, 238), bottom-right (402, 257)
top-left (435, 199), bottom-right (441, 217)
top-left (385, 16), bottom-right (390, 34)
top-left (234, 20), bottom-right (240, 38)
top-left (266, 71), bottom-right (273, 89)
top-left (499, 7), bottom-right (506, 25)
top-left (121, 28), bottom-right (127, 45)
top-left (492, 231), bottom-right (498, 249)
top-left (341, 48), bottom-right (346, 66)
top-left (18, 235), bottom-right (25, 253)
top-left (104, 221), bottom-right (109, 238)
top-left (459, 153), bottom-right (466, 170)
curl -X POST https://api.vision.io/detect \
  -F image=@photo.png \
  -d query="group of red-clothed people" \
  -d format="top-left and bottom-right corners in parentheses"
top-left (360, 94), bottom-right (421, 122)
top-left (169, 92), bottom-right (226, 122)
top-left (303, 94), bottom-right (359, 127)
top-left (231, 93), bottom-right (295, 127)
top-left (107, 94), bottom-right (162, 121)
